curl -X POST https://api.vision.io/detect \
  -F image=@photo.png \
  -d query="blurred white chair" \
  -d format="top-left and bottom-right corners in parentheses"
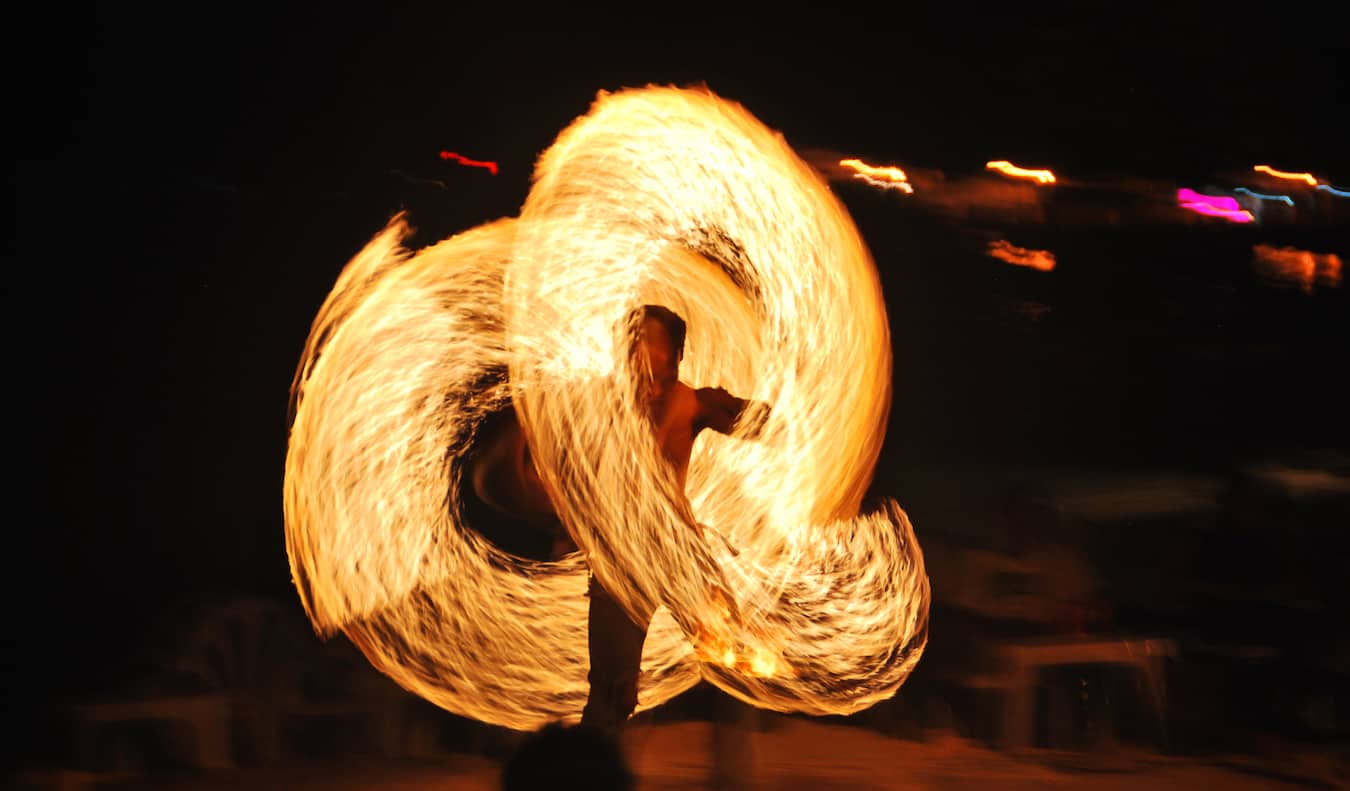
top-left (68, 595), bottom-right (427, 770)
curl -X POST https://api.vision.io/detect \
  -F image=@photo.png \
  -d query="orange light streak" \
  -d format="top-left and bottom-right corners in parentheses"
top-left (1253, 164), bottom-right (1317, 186)
top-left (986, 239), bottom-right (1056, 271)
top-left (1252, 244), bottom-right (1343, 294)
top-left (840, 158), bottom-right (913, 193)
top-left (985, 160), bottom-right (1056, 184)
top-left (840, 158), bottom-right (908, 183)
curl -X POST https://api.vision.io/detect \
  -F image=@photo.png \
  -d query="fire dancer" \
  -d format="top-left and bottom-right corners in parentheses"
top-left (468, 303), bottom-right (769, 735)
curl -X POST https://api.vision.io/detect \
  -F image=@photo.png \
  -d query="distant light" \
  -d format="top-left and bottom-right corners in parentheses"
top-left (1315, 184), bottom-right (1349, 198)
top-left (1252, 244), bottom-right (1343, 294)
top-left (854, 174), bottom-right (914, 193)
top-left (1177, 188), bottom-right (1255, 223)
top-left (1234, 187), bottom-right (1294, 206)
top-left (986, 239), bottom-right (1056, 271)
top-left (985, 160), bottom-right (1056, 184)
top-left (1253, 164), bottom-right (1317, 186)
top-left (440, 151), bottom-right (499, 175)
top-left (1178, 188), bottom-right (1241, 211)
top-left (840, 158), bottom-right (913, 192)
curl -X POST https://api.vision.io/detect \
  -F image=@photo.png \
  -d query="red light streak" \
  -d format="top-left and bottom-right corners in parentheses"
top-left (440, 151), bottom-right (499, 175)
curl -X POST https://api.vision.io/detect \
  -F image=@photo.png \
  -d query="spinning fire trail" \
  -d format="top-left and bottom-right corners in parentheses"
top-left (284, 86), bottom-right (930, 731)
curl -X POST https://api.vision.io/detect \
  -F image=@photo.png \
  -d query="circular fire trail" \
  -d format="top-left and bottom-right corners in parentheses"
top-left (284, 85), bottom-right (929, 731)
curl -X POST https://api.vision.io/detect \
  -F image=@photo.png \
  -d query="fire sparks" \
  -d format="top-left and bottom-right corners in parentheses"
top-left (985, 160), bottom-right (1056, 184)
top-left (285, 87), bottom-right (930, 731)
top-left (1253, 164), bottom-right (1317, 186)
top-left (440, 150), bottom-right (499, 175)
top-left (840, 158), bottom-right (913, 193)
top-left (1252, 244), bottom-right (1343, 294)
top-left (1177, 188), bottom-right (1255, 223)
top-left (986, 240), bottom-right (1055, 271)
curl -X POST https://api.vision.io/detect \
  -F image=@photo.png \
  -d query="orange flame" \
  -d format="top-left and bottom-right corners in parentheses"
top-left (987, 239), bottom-right (1056, 271)
top-left (986, 160), bottom-right (1056, 184)
top-left (1253, 164), bottom-right (1317, 186)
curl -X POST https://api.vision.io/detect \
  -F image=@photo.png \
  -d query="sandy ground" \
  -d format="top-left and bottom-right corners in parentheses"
top-left (17, 718), bottom-right (1346, 790)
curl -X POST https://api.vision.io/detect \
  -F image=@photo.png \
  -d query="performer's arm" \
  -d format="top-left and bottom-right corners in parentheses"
top-left (696, 386), bottom-right (771, 439)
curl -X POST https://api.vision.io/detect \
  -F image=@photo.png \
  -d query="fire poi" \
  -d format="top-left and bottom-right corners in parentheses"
top-left (283, 85), bottom-right (930, 731)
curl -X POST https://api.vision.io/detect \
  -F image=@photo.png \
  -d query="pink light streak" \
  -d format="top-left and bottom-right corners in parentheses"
top-left (1177, 188), bottom-right (1254, 223)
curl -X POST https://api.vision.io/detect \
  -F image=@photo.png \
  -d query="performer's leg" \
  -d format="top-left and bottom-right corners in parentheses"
top-left (580, 574), bottom-right (650, 735)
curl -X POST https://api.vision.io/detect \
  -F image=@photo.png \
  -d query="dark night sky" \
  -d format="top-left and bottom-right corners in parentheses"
top-left (10, 5), bottom-right (1347, 707)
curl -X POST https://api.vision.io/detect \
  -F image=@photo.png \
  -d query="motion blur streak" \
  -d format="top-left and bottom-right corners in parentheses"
top-left (986, 240), bottom-right (1056, 271)
top-left (1252, 244), bottom-right (1344, 294)
top-left (840, 158), bottom-right (913, 192)
top-left (985, 160), bottom-right (1056, 184)
top-left (1254, 164), bottom-right (1317, 186)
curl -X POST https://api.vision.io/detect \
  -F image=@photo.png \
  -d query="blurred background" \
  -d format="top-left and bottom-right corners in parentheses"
top-left (10, 3), bottom-right (1347, 788)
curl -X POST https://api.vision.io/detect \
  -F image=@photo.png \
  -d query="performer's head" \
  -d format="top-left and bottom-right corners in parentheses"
top-left (624, 303), bottom-right (685, 400)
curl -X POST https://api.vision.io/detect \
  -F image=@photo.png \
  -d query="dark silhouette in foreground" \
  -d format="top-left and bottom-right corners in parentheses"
top-left (500, 721), bottom-right (635, 791)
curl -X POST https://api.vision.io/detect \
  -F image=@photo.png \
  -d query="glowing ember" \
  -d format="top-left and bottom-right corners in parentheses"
top-left (986, 240), bottom-right (1055, 271)
top-left (840, 158), bottom-right (913, 192)
top-left (985, 160), bottom-right (1056, 184)
top-left (285, 86), bottom-right (930, 731)
top-left (440, 150), bottom-right (499, 175)
top-left (1253, 164), bottom-right (1317, 186)
top-left (1252, 244), bottom-right (1343, 294)
top-left (1177, 188), bottom-right (1254, 223)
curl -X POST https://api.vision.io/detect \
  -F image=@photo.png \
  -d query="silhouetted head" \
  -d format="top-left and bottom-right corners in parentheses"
top-left (624, 304), bottom-right (686, 401)
top-left (500, 721), bottom-right (635, 791)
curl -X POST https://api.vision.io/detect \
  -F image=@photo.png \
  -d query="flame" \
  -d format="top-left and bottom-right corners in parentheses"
top-left (749, 646), bottom-right (780, 677)
top-left (987, 240), bottom-right (1055, 271)
top-left (840, 158), bottom-right (912, 192)
top-left (440, 150), bottom-right (499, 175)
top-left (985, 160), bottom-right (1056, 184)
top-left (1253, 164), bottom-right (1317, 186)
top-left (1252, 244), bottom-right (1343, 294)
top-left (285, 86), bottom-right (930, 731)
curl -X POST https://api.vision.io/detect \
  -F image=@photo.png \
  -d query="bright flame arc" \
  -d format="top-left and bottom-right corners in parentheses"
top-left (285, 86), bottom-right (931, 731)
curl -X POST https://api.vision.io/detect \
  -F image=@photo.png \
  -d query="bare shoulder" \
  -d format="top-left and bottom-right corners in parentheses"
top-left (674, 381), bottom-right (702, 413)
